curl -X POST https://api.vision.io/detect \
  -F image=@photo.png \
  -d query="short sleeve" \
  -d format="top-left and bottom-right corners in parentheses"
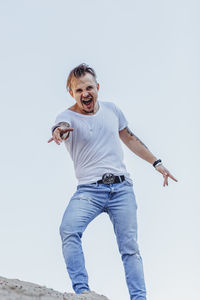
top-left (51, 111), bottom-right (72, 134)
top-left (113, 103), bottom-right (129, 131)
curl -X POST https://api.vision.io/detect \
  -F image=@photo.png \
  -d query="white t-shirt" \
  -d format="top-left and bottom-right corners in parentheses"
top-left (52, 101), bottom-right (133, 185)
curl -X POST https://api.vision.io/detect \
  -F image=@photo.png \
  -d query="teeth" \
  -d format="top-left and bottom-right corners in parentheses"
top-left (82, 99), bottom-right (92, 104)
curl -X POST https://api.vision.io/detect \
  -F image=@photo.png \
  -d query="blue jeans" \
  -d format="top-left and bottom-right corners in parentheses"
top-left (59, 180), bottom-right (147, 300)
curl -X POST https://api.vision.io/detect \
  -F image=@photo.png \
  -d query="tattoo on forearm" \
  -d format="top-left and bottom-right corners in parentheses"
top-left (52, 122), bottom-right (70, 132)
top-left (126, 127), bottom-right (149, 149)
top-left (57, 122), bottom-right (70, 128)
top-left (52, 122), bottom-right (71, 141)
top-left (57, 122), bottom-right (71, 139)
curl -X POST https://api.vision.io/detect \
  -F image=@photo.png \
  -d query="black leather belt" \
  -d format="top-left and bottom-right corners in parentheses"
top-left (92, 173), bottom-right (125, 185)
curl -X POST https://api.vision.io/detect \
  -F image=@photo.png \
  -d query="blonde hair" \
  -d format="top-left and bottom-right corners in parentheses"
top-left (66, 63), bottom-right (97, 91)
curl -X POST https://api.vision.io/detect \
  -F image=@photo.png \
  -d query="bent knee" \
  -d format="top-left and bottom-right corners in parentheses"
top-left (59, 224), bottom-right (83, 240)
top-left (119, 237), bottom-right (140, 256)
top-left (59, 218), bottom-right (74, 236)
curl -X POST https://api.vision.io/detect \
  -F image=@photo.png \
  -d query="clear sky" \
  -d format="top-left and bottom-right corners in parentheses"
top-left (0, 1), bottom-right (199, 300)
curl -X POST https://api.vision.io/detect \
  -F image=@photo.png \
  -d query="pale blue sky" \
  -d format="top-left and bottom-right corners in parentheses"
top-left (0, 1), bottom-right (199, 300)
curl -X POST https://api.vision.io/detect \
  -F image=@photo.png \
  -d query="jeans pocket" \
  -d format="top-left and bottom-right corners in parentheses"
top-left (123, 179), bottom-right (133, 187)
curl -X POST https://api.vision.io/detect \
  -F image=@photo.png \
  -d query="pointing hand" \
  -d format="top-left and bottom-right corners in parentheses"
top-left (155, 164), bottom-right (178, 187)
top-left (47, 127), bottom-right (74, 145)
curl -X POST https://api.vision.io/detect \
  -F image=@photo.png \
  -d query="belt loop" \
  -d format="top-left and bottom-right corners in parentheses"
top-left (92, 181), bottom-right (98, 187)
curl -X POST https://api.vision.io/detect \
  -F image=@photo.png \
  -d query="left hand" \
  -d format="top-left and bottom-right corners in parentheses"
top-left (155, 164), bottom-right (178, 187)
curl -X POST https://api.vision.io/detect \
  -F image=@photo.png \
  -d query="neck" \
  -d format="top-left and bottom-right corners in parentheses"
top-left (76, 101), bottom-right (99, 115)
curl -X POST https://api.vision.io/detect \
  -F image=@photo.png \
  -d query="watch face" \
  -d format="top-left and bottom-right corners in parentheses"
top-left (102, 173), bottom-right (115, 184)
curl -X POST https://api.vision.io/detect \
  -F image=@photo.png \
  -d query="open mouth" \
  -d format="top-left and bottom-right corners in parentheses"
top-left (82, 99), bottom-right (92, 104)
top-left (81, 98), bottom-right (93, 107)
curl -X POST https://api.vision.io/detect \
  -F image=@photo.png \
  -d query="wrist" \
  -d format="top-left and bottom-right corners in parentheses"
top-left (153, 159), bottom-right (162, 168)
top-left (52, 125), bottom-right (61, 134)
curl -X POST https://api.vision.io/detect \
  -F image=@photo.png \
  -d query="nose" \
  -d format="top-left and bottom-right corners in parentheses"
top-left (82, 91), bottom-right (89, 98)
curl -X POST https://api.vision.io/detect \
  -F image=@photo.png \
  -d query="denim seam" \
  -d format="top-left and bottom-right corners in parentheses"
top-left (108, 210), bottom-right (121, 251)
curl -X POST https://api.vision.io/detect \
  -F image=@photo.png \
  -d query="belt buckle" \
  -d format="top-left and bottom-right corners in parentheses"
top-left (102, 173), bottom-right (115, 184)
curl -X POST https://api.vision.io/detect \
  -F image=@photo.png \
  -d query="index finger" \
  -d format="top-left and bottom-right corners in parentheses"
top-left (47, 137), bottom-right (53, 143)
top-left (168, 173), bottom-right (178, 182)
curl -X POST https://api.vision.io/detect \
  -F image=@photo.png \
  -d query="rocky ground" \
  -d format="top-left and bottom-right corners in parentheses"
top-left (0, 276), bottom-right (110, 300)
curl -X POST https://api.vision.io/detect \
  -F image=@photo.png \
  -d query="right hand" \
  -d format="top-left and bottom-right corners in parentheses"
top-left (47, 127), bottom-right (74, 145)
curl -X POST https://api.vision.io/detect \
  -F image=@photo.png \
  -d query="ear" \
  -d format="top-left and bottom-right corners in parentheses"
top-left (69, 89), bottom-right (74, 98)
top-left (97, 82), bottom-right (100, 91)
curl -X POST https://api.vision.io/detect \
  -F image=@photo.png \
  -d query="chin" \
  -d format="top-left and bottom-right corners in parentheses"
top-left (83, 109), bottom-right (94, 114)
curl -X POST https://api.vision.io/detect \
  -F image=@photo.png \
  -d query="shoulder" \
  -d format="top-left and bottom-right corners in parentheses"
top-left (100, 101), bottom-right (124, 115)
top-left (55, 107), bottom-right (72, 122)
top-left (100, 100), bottom-right (118, 111)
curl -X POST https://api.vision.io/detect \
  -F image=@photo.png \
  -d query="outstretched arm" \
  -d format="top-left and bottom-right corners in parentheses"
top-left (119, 126), bottom-right (178, 186)
top-left (48, 122), bottom-right (74, 145)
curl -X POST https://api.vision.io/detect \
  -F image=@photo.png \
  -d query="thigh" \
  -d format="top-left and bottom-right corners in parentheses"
top-left (59, 187), bottom-right (103, 234)
top-left (107, 184), bottom-right (139, 252)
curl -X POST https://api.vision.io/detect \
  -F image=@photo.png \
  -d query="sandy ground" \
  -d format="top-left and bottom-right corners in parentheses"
top-left (0, 276), bottom-right (110, 300)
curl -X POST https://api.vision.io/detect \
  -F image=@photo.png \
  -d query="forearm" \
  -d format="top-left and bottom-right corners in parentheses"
top-left (119, 128), bottom-right (178, 187)
top-left (52, 121), bottom-right (70, 134)
top-left (126, 138), bottom-right (158, 164)
top-left (120, 127), bottom-right (158, 164)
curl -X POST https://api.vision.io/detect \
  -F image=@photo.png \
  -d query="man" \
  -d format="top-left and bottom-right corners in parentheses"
top-left (48, 63), bottom-right (178, 300)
